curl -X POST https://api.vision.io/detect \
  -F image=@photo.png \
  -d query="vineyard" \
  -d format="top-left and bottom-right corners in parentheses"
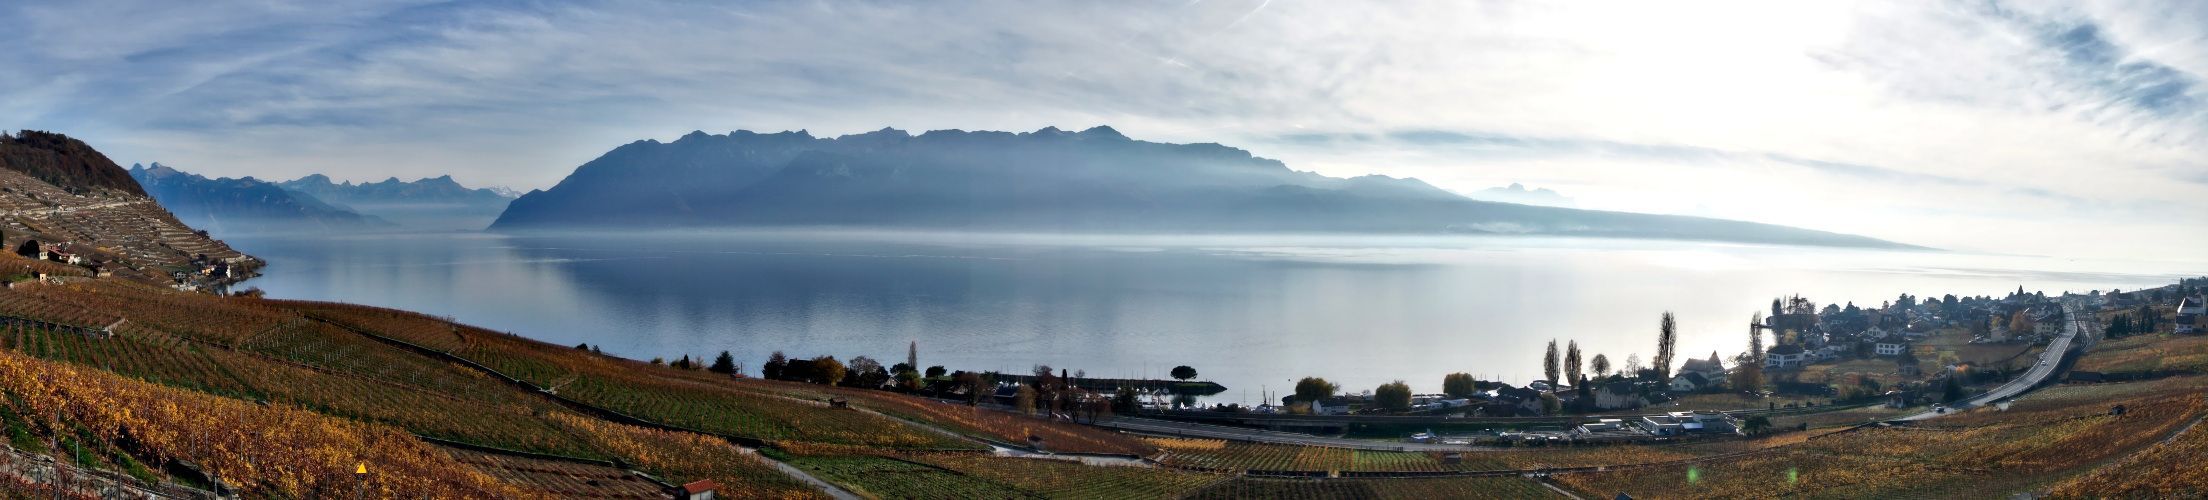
top-left (1184, 476), bottom-right (1562, 499)
top-left (1554, 382), bottom-right (2208, 498)
top-left (541, 412), bottom-right (830, 499)
top-left (739, 379), bottom-right (1158, 455)
top-left (443, 447), bottom-right (667, 498)
top-left (1143, 436), bottom-right (1805, 475)
top-left (1147, 438), bottom-right (1355, 473)
top-left (280, 300), bottom-right (980, 450)
top-left (0, 348), bottom-right (520, 497)
top-left (0, 282), bottom-right (611, 460)
top-left (781, 455), bottom-right (1033, 499)
top-left (2048, 413), bottom-right (2208, 496)
top-left (2074, 332), bottom-right (2208, 376)
top-left (903, 454), bottom-right (1227, 499)
top-left (0, 253), bottom-right (88, 280)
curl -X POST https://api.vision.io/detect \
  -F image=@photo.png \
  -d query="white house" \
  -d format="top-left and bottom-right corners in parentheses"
top-left (1764, 344), bottom-right (1808, 370)
top-left (1874, 335), bottom-right (1908, 357)
top-left (1669, 372), bottom-right (1711, 393)
top-left (1593, 382), bottom-right (1649, 410)
top-left (2178, 297), bottom-right (2202, 334)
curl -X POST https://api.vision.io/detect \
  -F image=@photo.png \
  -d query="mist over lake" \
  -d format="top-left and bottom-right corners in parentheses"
top-left (230, 230), bottom-right (2199, 405)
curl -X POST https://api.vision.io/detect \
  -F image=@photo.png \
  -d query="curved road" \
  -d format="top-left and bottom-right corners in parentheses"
top-left (1896, 298), bottom-right (2093, 421)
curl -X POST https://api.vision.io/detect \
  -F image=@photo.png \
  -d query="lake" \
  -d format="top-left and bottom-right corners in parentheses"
top-left (227, 230), bottom-right (2203, 405)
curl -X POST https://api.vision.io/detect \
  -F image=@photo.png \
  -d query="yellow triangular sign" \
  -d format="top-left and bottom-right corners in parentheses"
top-left (356, 463), bottom-right (367, 475)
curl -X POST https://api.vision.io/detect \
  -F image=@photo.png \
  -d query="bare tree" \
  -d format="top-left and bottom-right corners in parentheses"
top-left (1591, 354), bottom-right (1612, 379)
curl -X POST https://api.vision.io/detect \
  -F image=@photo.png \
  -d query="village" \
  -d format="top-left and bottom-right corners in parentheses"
top-left (1041, 279), bottom-right (2208, 449)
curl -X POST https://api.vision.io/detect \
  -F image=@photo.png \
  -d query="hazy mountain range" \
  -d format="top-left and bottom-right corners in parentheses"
top-left (276, 174), bottom-right (517, 231)
top-left (129, 163), bottom-right (391, 233)
top-left (1465, 183), bottom-right (1575, 208)
top-left (126, 165), bottom-right (519, 233)
top-left (491, 126), bottom-right (1914, 249)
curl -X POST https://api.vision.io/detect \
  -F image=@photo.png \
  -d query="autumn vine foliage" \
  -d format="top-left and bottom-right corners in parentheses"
top-left (543, 412), bottom-right (828, 499)
top-left (0, 349), bottom-right (517, 497)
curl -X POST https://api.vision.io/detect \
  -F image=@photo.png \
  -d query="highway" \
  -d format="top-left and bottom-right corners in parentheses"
top-left (1897, 298), bottom-right (2092, 421)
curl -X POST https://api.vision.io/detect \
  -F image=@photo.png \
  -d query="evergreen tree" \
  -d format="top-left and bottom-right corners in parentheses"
top-left (1564, 341), bottom-right (1583, 390)
top-left (709, 351), bottom-right (737, 375)
top-left (1654, 312), bottom-right (1679, 383)
top-left (764, 351), bottom-right (788, 380)
top-left (1543, 339), bottom-right (1561, 394)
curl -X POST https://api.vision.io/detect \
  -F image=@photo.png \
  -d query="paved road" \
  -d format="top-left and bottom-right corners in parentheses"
top-left (1897, 299), bottom-right (2091, 421)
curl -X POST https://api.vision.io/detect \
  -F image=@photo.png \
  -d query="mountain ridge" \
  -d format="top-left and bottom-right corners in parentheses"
top-left (276, 173), bottom-right (516, 231)
top-left (491, 126), bottom-right (1917, 249)
top-left (129, 163), bottom-right (392, 233)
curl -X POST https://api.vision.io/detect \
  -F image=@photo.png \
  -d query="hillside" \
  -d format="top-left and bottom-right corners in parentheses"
top-left (490, 127), bottom-right (1915, 249)
top-left (277, 174), bottom-right (515, 230)
top-left (0, 131), bottom-right (254, 287)
top-left (2, 274), bottom-right (2202, 497)
top-left (129, 163), bottom-right (392, 233)
top-left (0, 130), bottom-right (145, 196)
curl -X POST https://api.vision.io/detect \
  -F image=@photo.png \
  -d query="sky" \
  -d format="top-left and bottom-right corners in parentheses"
top-left (2, 0), bottom-right (2204, 262)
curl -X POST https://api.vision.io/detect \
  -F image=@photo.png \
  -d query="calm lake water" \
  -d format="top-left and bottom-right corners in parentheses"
top-left (228, 230), bottom-right (2203, 405)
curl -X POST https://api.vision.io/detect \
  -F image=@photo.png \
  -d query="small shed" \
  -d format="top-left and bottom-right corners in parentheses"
top-left (676, 479), bottom-right (719, 500)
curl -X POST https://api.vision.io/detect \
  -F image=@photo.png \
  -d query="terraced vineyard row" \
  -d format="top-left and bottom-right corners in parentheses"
top-left (0, 348), bottom-right (520, 497)
top-left (1186, 476), bottom-right (1563, 499)
top-left (2051, 412), bottom-right (2208, 496)
top-left (1557, 387), bottom-right (2208, 498)
top-left (1148, 438), bottom-right (1353, 473)
top-left (3, 320), bottom-right (260, 399)
top-left (543, 412), bottom-right (831, 499)
top-left (904, 453), bottom-right (1227, 499)
top-left (0, 253), bottom-right (88, 278)
top-left (0, 289), bottom-right (118, 328)
top-left (783, 455), bottom-right (1034, 500)
top-left (739, 379), bottom-right (1158, 455)
top-left (444, 447), bottom-right (668, 498)
top-left (281, 300), bottom-right (981, 450)
top-left (6, 280), bottom-right (278, 344)
top-left (22, 281), bottom-right (571, 412)
top-left (0, 289), bottom-right (610, 460)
